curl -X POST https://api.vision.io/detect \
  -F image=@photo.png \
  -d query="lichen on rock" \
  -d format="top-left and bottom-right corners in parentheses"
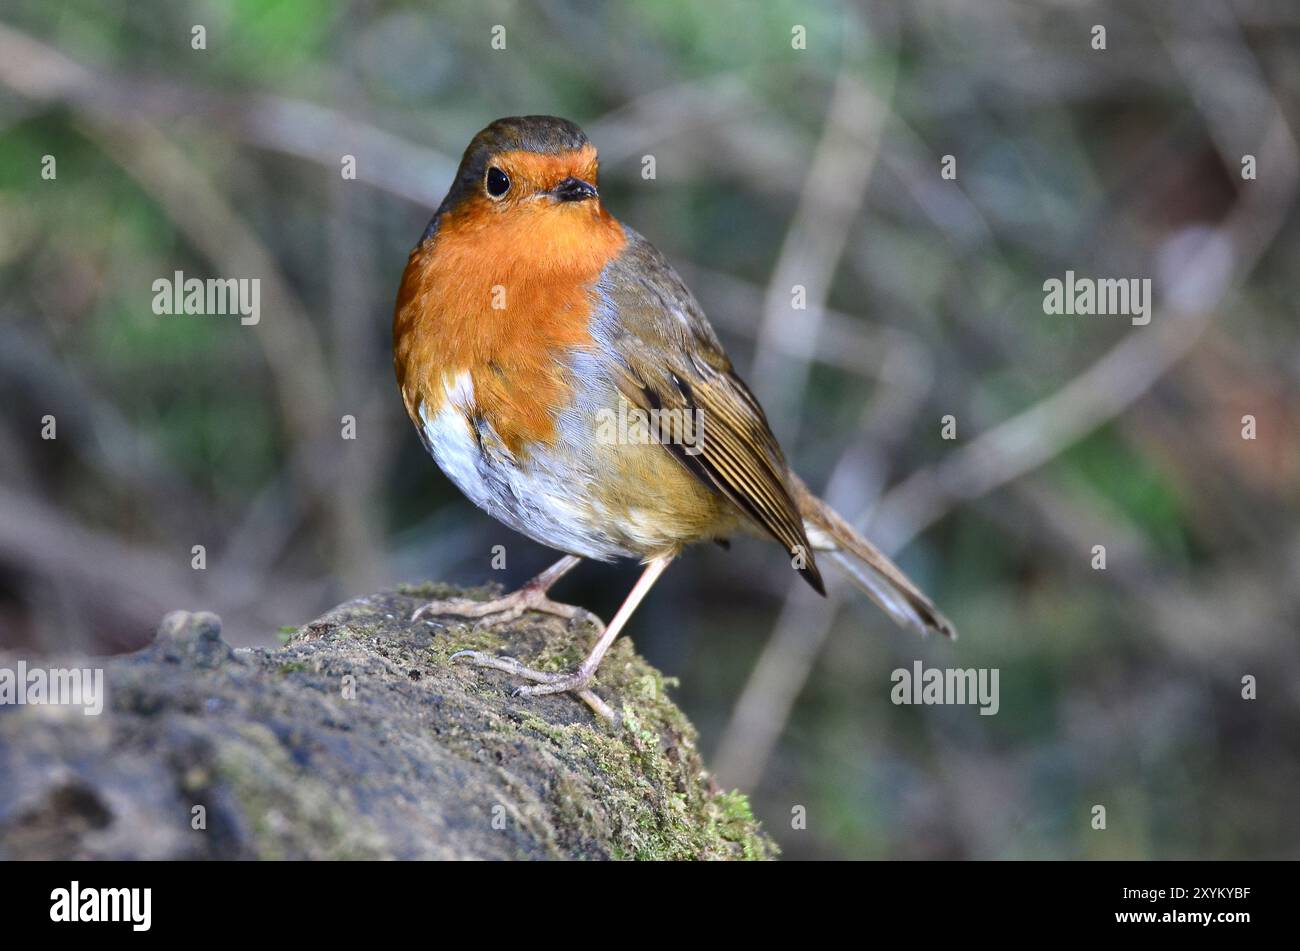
top-left (0, 584), bottom-right (775, 860)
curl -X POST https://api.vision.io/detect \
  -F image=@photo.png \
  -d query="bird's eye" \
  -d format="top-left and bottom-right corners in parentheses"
top-left (485, 166), bottom-right (510, 198)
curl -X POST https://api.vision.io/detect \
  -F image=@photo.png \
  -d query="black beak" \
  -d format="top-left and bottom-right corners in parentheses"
top-left (550, 177), bottom-right (598, 202)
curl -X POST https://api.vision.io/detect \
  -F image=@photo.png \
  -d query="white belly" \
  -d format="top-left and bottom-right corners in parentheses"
top-left (417, 375), bottom-right (637, 562)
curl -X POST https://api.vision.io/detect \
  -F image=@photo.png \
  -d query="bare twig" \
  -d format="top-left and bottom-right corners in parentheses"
top-left (749, 9), bottom-right (893, 440)
top-left (0, 22), bottom-right (456, 205)
top-left (716, 54), bottom-right (1299, 790)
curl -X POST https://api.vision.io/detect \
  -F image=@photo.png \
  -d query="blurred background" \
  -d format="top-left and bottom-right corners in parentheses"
top-left (1, 0), bottom-right (1298, 859)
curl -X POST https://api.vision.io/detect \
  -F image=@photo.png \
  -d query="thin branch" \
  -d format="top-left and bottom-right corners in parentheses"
top-left (749, 8), bottom-right (894, 440)
top-left (716, 61), bottom-right (1299, 791)
top-left (0, 22), bottom-right (456, 205)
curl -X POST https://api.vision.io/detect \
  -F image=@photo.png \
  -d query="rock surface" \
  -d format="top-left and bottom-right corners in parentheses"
top-left (0, 583), bottom-right (774, 860)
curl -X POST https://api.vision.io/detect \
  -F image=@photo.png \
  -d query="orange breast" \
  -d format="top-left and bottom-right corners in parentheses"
top-left (393, 200), bottom-right (627, 455)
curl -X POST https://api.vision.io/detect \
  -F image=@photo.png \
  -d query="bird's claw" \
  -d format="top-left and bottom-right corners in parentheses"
top-left (450, 650), bottom-right (612, 720)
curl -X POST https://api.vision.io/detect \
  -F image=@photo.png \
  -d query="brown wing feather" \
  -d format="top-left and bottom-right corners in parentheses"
top-left (593, 228), bottom-right (953, 633)
top-left (598, 231), bottom-right (824, 595)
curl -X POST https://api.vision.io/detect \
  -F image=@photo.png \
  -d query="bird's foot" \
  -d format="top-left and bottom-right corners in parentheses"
top-left (449, 650), bottom-right (615, 722)
top-left (411, 586), bottom-right (603, 632)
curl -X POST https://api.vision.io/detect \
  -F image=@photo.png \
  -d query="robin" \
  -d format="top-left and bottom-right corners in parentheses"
top-left (393, 116), bottom-right (954, 720)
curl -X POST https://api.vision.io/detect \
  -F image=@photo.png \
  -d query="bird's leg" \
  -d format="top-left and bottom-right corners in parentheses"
top-left (411, 554), bottom-right (590, 627)
top-left (451, 556), bottom-right (674, 721)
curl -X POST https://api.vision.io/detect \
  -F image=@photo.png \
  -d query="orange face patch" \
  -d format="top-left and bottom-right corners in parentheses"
top-left (393, 149), bottom-right (626, 456)
top-left (486, 145), bottom-right (601, 199)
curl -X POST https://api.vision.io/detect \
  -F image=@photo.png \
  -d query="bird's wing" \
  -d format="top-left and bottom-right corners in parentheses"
top-left (593, 228), bottom-right (825, 595)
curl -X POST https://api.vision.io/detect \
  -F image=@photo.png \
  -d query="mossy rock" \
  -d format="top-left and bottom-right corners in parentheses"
top-left (0, 585), bottom-right (775, 860)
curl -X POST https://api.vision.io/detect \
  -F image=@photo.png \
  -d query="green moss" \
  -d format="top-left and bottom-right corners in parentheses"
top-left (212, 723), bottom-right (387, 860)
top-left (709, 790), bottom-right (770, 860)
top-left (395, 580), bottom-right (456, 599)
top-left (470, 662), bottom-right (776, 860)
top-left (220, 584), bottom-right (774, 859)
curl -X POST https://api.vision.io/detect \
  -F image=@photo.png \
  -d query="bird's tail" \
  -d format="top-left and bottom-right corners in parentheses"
top-left (789, 472), bottom-right (956, 639)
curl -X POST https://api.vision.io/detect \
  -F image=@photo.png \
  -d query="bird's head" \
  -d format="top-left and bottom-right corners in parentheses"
top-left (436, 116), bottom-right (604, 221)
